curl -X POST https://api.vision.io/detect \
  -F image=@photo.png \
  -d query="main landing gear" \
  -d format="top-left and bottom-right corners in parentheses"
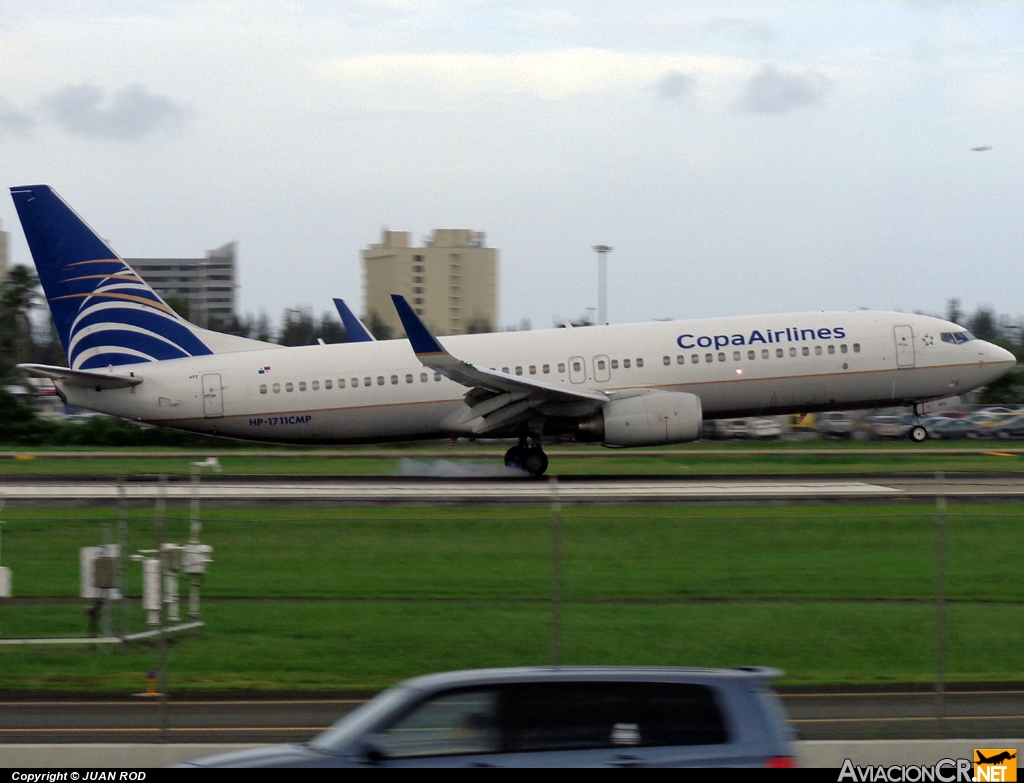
top-left (504, 438), bottom-right (549, 477)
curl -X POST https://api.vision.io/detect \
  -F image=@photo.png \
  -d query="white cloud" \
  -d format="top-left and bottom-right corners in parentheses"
top-left (311, 49), bottom-right (743, 101)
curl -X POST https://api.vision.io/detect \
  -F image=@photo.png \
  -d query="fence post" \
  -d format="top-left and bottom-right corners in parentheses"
top-left (549, 476), bottom-right (561, 667)
top-left (934, 481), bottom-right (947, 728)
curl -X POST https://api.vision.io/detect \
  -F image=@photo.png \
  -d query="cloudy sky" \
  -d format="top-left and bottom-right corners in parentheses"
top-left (1, 1), bottom-right (1022, 331)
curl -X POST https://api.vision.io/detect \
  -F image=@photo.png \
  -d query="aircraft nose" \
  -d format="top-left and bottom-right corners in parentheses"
top-left (984, 342), bottom-right (1017, 367)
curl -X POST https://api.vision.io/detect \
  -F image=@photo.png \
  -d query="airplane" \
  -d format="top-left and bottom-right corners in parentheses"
top-left (9, 184), bottom-right (1018, 476)
top-left (976, 751), bottom-right (1016, 765)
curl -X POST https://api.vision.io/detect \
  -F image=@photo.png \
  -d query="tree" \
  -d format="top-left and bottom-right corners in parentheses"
top-left (278, 307), bottom-right (318, 346)
top-left (365, 310), bottom-right (394, 340)
top-left (945, 298), bottom-right (963, 326)
top-left (969, 307), bottom-right (997, 342)
top-left (0, 265), bottom-right (41, 381)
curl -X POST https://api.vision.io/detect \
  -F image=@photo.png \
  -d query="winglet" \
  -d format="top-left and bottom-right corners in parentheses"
top-left (332, 298), bottom-right (376, 342)
top-left (391, 294), bottom-right (448, 358)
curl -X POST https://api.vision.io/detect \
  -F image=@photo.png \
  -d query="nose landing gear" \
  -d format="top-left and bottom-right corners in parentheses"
top-left (503, 438), bottom-right (549, 476)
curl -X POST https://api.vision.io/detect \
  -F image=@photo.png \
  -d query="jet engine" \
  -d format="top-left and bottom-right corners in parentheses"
top-left (576, 391), bottom-right (703, 447)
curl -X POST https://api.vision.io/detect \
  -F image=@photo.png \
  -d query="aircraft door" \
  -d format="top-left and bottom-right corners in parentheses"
top-left (593, 355), bottom-right (611, 383)
top-left (201, 373), bottom-right (224, 417)
top-left (569, 356), bottom-right (587, 384)
top-left (894, 325), bottom-right (916, 368)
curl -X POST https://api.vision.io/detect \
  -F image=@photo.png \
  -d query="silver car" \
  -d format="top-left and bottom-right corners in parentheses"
top-left (181, 666), bottom-right (797, 768)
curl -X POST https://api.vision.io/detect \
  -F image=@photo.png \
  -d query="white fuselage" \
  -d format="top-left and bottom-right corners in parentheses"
top-left (58, 311), bottom-right (1015, 445)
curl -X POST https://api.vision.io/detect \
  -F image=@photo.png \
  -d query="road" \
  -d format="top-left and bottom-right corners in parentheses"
top-left (0, 688), bottom-right (1021, 743)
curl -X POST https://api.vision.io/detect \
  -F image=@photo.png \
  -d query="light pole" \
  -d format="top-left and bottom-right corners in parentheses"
top-left (593, 245), bottom-right (612, 324)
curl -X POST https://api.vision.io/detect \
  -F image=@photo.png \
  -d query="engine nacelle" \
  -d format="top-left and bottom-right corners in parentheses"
top-left (577, 391), bottom-right (703, 447)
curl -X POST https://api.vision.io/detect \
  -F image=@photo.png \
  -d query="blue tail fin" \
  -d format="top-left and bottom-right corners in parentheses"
top-left (10, 185), bottom-right (213, 369)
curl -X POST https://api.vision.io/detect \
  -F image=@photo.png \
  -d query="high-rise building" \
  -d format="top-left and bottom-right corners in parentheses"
top-left (362, 229), bottom-right (498, 337)
top-left (124, 242), bottom-right (237, 328)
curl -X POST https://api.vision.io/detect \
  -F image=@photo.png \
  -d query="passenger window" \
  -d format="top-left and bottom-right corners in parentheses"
top-left (543, 364), bottom-right (550, 374)
top-left (516, 366), bottom-right (524, 375)
top-left (272, 383), bottom-right (280, 393)
top-left (677, 355), bottom-right (684, 365)
top-left (352, 378), bottom-right (359, 388)
top-left (717, 353), bottom-right (725, 362)
top-left (421, 373), bottom-right (428, 383)
top-left (597, 360), bottom-right (606, 370)
top-left (611, 360), bottom-right (619, 369)
top-left (572, 361), bottom-right (581, 372)
top-left (788, 348), bottom-right (796, 357)
top-left (434, 373), bottom-right (441, 381)
top-left (853, 343), bottom-right (861, 353)
top-left (636, 358), bottom-right (644, 368)
top-left (776, 348), bottom-right (784, 358)
top-left (312, 380), bottom-right (319, 391)
top-left (747, 350), bottom-right (755, 360)
top-left (406, 374), bottom-right (413, 384)
top-left (663, 356), bottom-right (671, 366)
top-left (814, 346), bottom-right (822, 356)
top-left (502, 367), bottom-right (509, 374)
top-left (623, 359), bottom-right (631, 369)
top-left (259, 384), bottom-right (267, 394)
top-left (391, 375), bottom-right (398, 385)
top-left (364, 377), bottom-right (371, 386)
top-left (827, 345), bottom-right (835, 355)
top-left (801, 347), bottom-right (809, 356)
top-left (298, 381), bottom-right (306, 391)
top-left (377, 689), bottom-right (500, 759)
top-left (377, 376), bottom-right (385, 386)
top-left (691, 355), bottom-right (699, 364)
top-left (762, 350), bottom-right (769, 359)
top-left (733, 351), bottom-right (741, 361)
top-left (529, 365), bottom-right (536, 375)
top-left (285, 382), bottom-right (294, 392)
top-left (841, 344), bottom-right (848, 354)
top-left (506, 682), bottom-right (727, 752)
top-left (558, 363), bottom-right (566, 373)
top-left (705, 353), bottom-right (713, 363)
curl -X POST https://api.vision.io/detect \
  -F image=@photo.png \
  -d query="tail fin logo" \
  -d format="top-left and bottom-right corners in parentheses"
top-left (10, 185), bottom-right (213, 369)
top-left (58, 258), bottom-right (213, 369)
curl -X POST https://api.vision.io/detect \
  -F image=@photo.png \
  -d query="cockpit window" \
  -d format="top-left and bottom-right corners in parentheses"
top-left (940, 331), bottom-right (977, 345)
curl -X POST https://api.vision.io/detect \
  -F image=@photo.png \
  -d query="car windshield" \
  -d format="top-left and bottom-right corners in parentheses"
top-left (940, 331), bottom-right (977, 345)
top-left (309, 687), bottom-right (414, 753)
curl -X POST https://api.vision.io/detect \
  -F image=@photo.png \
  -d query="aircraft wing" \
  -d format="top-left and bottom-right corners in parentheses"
top-left (17, 363), bottom-right (143, 390)
top-left (391, 295), bottom-right (607, 434)
top-left (332, 298), bottom-right (376, 342)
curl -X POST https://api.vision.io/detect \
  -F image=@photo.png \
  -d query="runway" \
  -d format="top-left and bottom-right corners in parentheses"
top-left (0, 688), bottom-right (1021, 743)
top-left (3, 474), bottom-right (1024, 505)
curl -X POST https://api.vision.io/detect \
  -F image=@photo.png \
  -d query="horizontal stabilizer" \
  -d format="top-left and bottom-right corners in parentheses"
top-left (18, 363), bottom-right (143, 390)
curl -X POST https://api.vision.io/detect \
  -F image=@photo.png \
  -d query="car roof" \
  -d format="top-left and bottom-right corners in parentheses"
top-left (398, 666), bottom-right (784, 692)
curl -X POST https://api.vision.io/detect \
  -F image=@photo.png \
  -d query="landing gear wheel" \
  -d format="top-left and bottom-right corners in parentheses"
top-left (503, 446), bottom-right (523, 468)
top-left (909, 425), bottom-right (928, 443)
top-left (517, 447), bottom-right (549, 476)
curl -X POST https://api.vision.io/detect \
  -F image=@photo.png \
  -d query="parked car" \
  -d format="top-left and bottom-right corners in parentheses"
top-left (817, 412), bottom-right (854, 439)
top-left (925, 417), bottom-right (983, 440)
top-left (989, 414), bottom-right (1024, 439)
top-left (181, 667), bottom-right (797, 768)
top-left (748, 418), bottom-right (782, 439)
top-left (869, 414), bottom-right (909, 439)
top-left (717, 419), bottom-right (751, 439)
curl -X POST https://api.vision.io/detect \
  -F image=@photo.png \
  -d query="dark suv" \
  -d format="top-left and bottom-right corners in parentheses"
top-left (182, 666), bottom-right (797, 768)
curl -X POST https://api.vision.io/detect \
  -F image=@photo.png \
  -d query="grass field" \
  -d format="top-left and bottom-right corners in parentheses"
top-left (1, 504), bottom-right (1022, 690)
top-left (2, 439), bottom-right (1024, 476)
